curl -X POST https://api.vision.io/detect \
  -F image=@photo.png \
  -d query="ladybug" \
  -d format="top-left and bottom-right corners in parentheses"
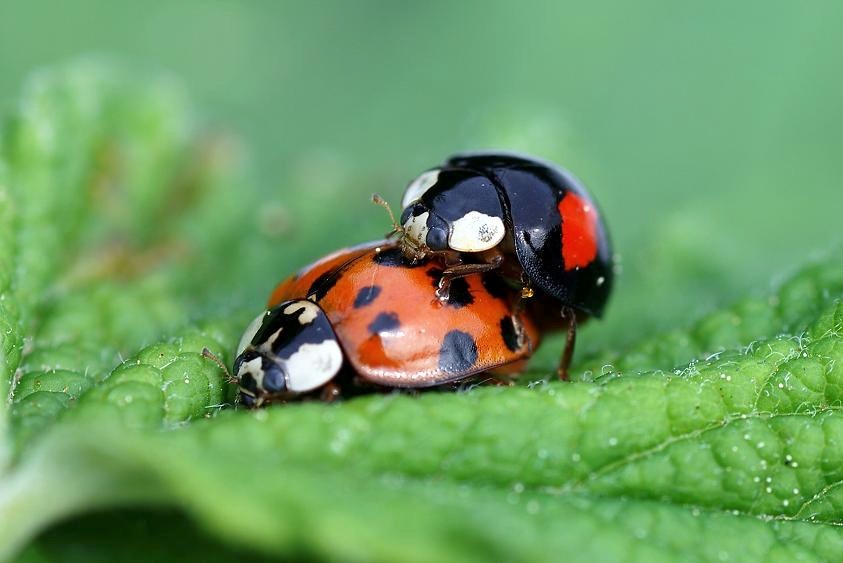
top-left (393, 152), bottom-right (614, 379)
top-left (232, 241), bottom-right (541, 407)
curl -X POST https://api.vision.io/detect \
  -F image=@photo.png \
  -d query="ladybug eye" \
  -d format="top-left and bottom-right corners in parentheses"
top-left (262, 362), bottom-right (287, 393)
top-left (426, 225), bottom-right (448, 250)
top-left (425, 214), bottom-right (450, 251)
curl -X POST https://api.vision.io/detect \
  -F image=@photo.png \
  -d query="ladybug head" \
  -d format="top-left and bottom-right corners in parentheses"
top-left (232, 301), bottom-right (343, 407)
top-left (398, 168), bottom-right (506, 256)
top-left (399, 200), bottom-right (450, 253)
top-left (233, 347), bottom-right (287, 407)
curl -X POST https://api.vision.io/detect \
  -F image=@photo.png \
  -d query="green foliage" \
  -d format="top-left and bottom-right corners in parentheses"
top-left (578, 252), bottom-right (843, 379)
top-left (1, 62), bottom-right (842, 563)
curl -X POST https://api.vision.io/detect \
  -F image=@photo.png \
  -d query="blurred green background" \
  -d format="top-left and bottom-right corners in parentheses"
top-left (1, 0), bottom-right (841, 355)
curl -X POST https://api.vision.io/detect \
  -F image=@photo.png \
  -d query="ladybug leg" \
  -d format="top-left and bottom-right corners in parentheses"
top-left (488, 376), bottom-right (517, 386)
top-left (319, 381), bottom-right (342, 402)
top-left (435, 254), bottom-right (504, 300)
top-left (508, 293), bottom-right (532, 352)
top-left (518, 271), bottom-right (535, 299)
top-left (487, 360), bottom-right (527, 380)
top-left (456, 374), bottom-right (515, 392)
top-left (557, 307), bottom-right (577, 381)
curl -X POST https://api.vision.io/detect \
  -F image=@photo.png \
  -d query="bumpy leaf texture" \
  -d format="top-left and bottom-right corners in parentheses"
top-left (0, 62), bottom-right (841, 563)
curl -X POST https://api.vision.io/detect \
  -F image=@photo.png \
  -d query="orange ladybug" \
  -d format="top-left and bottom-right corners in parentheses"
top-left (233, 241), bottom-right (540, 407)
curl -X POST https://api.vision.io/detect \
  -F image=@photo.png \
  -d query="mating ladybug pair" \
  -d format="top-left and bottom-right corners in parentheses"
top-left (233, 153), bottom-right (613, 407)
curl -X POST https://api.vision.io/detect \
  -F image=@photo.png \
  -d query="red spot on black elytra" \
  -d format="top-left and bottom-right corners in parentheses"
top-left (558, 192), bottom-right (599, 271)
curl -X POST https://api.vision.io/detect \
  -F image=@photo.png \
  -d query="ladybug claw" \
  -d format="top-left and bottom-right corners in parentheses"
top-left (435, 276), bottom-right (451, 302)
top-left (319, 382), bottom-right (342, 402)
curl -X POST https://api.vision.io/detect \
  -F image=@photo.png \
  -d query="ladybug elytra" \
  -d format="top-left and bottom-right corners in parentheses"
top-left (395, 152), bottom-right (614, 379)
top-left (233, 241), bottom-right (540, 407)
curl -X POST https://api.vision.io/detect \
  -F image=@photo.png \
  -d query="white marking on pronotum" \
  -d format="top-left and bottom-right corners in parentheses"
top-left (401, 169), bottom-right (440, 208)
top-left (284, 300), bottom-right (320, 324)
top-left (237, 310), bottom-right (268, 355)
top-left (448, 211), bottom-right (505, 252)
top-left (402, 210), bottom-right (430, 246)
top-left (284, 339), bottom-right (343, 392)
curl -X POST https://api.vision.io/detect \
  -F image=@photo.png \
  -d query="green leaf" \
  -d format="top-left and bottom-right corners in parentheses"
top-left (1, 300), bottom-right (841, 562)
top-left (2, 61), bottom-right (843, 562)
top-left (1, 60), bottom-right (246, 457)
top-left (577, 250), bottom-right (843, 378)
top-left (16, 509), bottom-right (279, 563)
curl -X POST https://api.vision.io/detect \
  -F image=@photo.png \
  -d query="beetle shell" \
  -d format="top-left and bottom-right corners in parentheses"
top-left (400, 152), bottom-right (614, 318)
top-left (267, 241), bottom-right (541, 388)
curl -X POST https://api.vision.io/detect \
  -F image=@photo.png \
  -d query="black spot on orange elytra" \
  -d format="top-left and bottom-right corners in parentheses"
top-left (500, 316), bottom-right (520, 352)
top-left (426, 268), bottom-right (473, 308)
top-left (445, 278), bottom-right (473, 308)
top-left (439, 330), bottom-right (478, 373)
top-left (426, 266), bottom-right (443, 282)
top-left (367, 312), bottom-right (400, 335)
top-left (353, 285), bottom-right (381, 308)
top-left (372, 247), bottom-right (424, 268)
top-left (481, 273), bottom-right (510, 301)
top-left (307, 270), bottom-right (341, 301)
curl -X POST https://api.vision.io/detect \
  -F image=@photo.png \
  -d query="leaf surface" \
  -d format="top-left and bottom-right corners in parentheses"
top-left (1, 62), bottom-right (842, 563)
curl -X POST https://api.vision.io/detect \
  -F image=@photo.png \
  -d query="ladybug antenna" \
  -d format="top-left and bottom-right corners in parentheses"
top-left (371, 193), bottom-right (424, 260)
top-left (202, 347), bottom-right (236, 385)
top-left (371, 193), bottom-right (401, 237)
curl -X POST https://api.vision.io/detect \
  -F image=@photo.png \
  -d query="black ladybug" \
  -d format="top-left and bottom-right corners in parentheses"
top-left (394, 152), bottom-right (614, 379)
